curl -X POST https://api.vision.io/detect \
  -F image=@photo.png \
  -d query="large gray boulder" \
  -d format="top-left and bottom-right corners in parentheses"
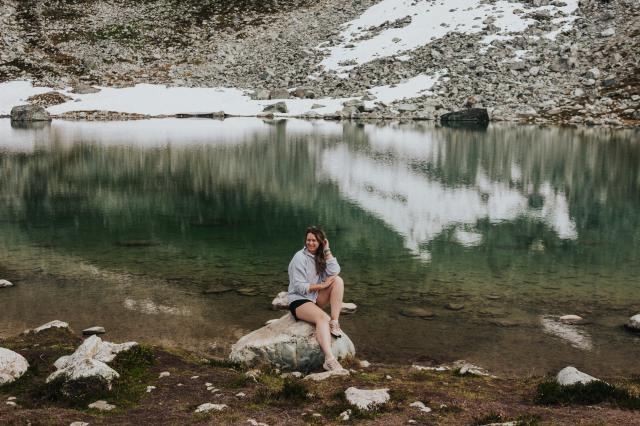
top-left (440, 108), bottom-right (489, 124)
top-left (556, 366), bottom-right (599, 386)
top-left (0, 348), bottom-right (29, 385)
top-left (229, 314), bottom-right (355, 371)
top-left (10, 105), bottom-right (52, 122)
top-left (627, 314), bottom-right (640, 331)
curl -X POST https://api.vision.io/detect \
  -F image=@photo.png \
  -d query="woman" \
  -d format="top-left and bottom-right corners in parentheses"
top-left (288, 226), bottom-right (346, 371)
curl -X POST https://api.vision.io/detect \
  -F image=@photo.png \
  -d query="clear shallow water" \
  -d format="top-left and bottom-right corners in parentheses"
top-left (0, 118), bottom-right (639, 376)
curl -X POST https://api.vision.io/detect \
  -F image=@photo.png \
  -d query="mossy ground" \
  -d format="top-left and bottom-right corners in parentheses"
top-left (1, 330), bottom-right (640, 425)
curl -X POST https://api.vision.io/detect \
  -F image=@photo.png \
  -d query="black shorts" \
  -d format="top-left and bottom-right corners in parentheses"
top-left (289, 299), bottom-right (314, 321)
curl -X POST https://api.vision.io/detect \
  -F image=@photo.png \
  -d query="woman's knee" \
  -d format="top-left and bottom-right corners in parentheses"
top-left (334, 276), bottom-right (344, 288)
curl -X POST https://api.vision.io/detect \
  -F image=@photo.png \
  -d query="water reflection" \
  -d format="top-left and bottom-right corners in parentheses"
top-left (0, 118), bottom-right (639, 375)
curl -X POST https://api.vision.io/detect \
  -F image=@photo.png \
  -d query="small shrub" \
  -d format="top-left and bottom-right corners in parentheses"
top-left (516, 413), bottom-right (542, 426)
top-left (473, 412), bottom-right (504, 425)
top-left (535, 380), bottom-right (640, 409)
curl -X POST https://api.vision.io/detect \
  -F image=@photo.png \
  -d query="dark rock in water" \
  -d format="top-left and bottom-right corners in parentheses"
top-left (202, 285), bottom-right (233, 295)
top-left (489, 319), bottom-right (520, 328)
top-left (263, 101), bottom-right (288, 113)
top-left (445, 302), bottom-right (465, 311)
top-left (400, 307), bottom-right (436, 319)
top-left (237, 287), bottom-right (259, 296)
top-left (176, 111), bottom-right (225, 119)
top-left (10, 105), bottom-right (51, 122)
top-left (116, 240), bottom-right (160, 247)
top-left (440, 108), bottom-right (489, 124)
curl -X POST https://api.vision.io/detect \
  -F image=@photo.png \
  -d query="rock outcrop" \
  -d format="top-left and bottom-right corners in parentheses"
top-left (0, 348), bottom-right (29, 385)
top-left (344, 387), bottom-right (390, 410)
top-left (229, 314), bottom-right (355, 371)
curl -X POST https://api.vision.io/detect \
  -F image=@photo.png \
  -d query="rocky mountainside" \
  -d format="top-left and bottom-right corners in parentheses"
top-left (1, 0), bottom-right (639, 125)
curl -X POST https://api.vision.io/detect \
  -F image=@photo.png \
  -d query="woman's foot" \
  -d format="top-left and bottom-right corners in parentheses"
top-left (329, 320), bottom-right (343, 338)
top-left (322, 356), bottom-right (344, 371)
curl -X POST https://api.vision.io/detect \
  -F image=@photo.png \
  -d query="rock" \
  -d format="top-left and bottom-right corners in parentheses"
top-left (445, 302), bottom-right (464, 311)
top-left (453, 360), bottom-right (494, 377)
top-left (556, 366), bottom-right (599, 386)
top-left (69, 422), bottom-right (90, 426)
top-left (263, 102), bottom-right (288, 114)
top-left (236, 392), bottom-right (246, 397)
top-left (146, 385), bottom-right (156, 392)
top-left (83, 326), bottom-right (106, 336)
top-left (339, 409), bottom-right (352, 421)
top-left (311, 103), bottom-right (326, 109)
top-left (271, 291), bottom-right (288, 309)
top-left (304, 369), bottom-right (349, 381)
top-left (529, 66), bottom-right (540, 76)
top-left (547, 107), bottom-right (562, 115)
top-left (33, 320), bottom-right (69, 333)
top-left (359, 360), bottom-right (370, 368)
top-left (600, 28), bottom-right (615, 37)
top-left (247, 419), bottom-right (269, 426)
top-left (237, 287), bottom-right (260, 296)
top-left (47, 335), bottom-right (137, 386)
top-left (412, 364), bottom-right (449, 372)
top-left (229, 314), bottom-right (355, 371)
top-left (72, 84), bottom-right (101, 94)
top-left (293, 87), bottom-right (316, 99)
top-left (0, 348), bottom-right (29, 385)
top-left (269, 88), bottom-right (290, 99)
top-left (280, 371), bottom-right (303, 379)
top-left (26, 91), bottom-right (72, 107)
top-left (399, 307), bottom-right (435, 319)
top-left (440, 108), bottom-right (489, 124)
top-left (559, 315), bottom-right (584, 325)
top-left (341, 303), bottom-right (357, 314)
top-left (88, 400), bottom-right (115, 411)
top-left (0, 279), bottom-right (13, 288)
top-left (159, 371), bottom-right (170, 378)
top-left (396, 103), bottom-right (417, 112)
top-left (252, 89), bottom-right (270, 100)
top-left (10, 105), bottom-right (51, 122)
top-left (344, 387), bottom-right (390, 410)
top-left (626, 314), bottom-right (640, 331)
top-left (585, 68), bottom-right (600, 79)
top-left (572, 88), bottom-right (585, 97)
top-left (602, 78), bottom-right (617, 87)
top-left (409, 401), bottom-right (432, 413)
top-left (508, 61), bottom-right (526, 71)
top-left (195, 403), bottom-right (227, 413)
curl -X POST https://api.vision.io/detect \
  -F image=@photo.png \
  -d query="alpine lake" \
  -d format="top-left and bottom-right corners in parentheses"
top-left (0, 117), bottom-right (638, 377)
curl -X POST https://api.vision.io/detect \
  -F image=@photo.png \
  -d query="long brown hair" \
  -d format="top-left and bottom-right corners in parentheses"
top-left (306, 226), bottom-right (327, 275)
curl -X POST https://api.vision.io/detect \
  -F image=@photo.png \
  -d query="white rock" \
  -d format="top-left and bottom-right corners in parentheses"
top-left (195, 402), bottom-right (227, 413)
top-left (265, 319), bottom-right (279, 326)
top-left (0, 279), bottom-right (13, 288)
top-left (88, 400), bottom-right (115, 411)
top-left (245, 369), bottom-right (261, 380)
top-left (453, 360), bottom-right (494, 377)
top-left (33, 320), bottom-right (69, 333)
top-left (0, 348), bottom-right (29, 385)
top-left (47, 335), bottom-right (138, 385)
top-left (82, 326), bottom-right (106, 335)
top-left (412, 364), bottom-right (449, 372)
top-left (280, 371), bottom-right (303, 378)
top-left (540, 316), bottom-right (592, 351)
top-left (159, 371), bottom-right (170, 378)
top-left (247, 419), bottom-right (269, 426)
top-left (236, 392), bottom-right (246, 397)
top-left (627, 314), bottom-right (640, 331)
top-left (6, 401), bottom-right (17, 407)
top-left (409, 401), bottom-right (432, 413)
top-left (229, 314), bottom-right (355, 371)
top-left (359, 360), bottom-right (370, 368)
top-left (559, 315), bottom-right (583, 324)
top-left (7, 396), bottom-right (16, 400)
top-left (304, 369), bottom-right (349, 381)
top-left (69, 422), bottom-right (89, 426)
top-left (585, 68), bottom-right (600, 79)
top-left (557, 366), bottom-right (599, 386)
top-left (205, 382), bottom-right (212, 386)
top-left (344, 387), bottom-right (390, 410)
top-left (339, 409), bottom-right (352, 421)
top-left (271, 291), bottom-right (289, 309)
top-left (191, 375), bottom-right (199, 379)
top-left (601, 28), bottom-right (615, 37)
top-left (146, 386), bottom-right (156, 392)
top-left (341, 302), bottom-right (357, 314)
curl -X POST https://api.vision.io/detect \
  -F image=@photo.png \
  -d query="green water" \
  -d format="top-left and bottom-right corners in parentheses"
top-left (0, 118), bottom-right (638, 376)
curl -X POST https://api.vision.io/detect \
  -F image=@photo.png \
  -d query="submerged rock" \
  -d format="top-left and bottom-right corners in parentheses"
top-left (0, 348), bottom-right (29, 385)
top-left (344, 387), bottom-right (390, 410)
top-left (10, 105), bottom-right (51, 122)
top-left (556, 366), bottom-right (599, 386)
top-left (400, 307), bottom-right (435, 319)
top-left (229, 314), bottom-right (355, 371)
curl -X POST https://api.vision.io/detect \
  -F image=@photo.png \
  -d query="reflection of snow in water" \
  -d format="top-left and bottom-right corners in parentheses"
top-left (320, 142), bottom-right (577, 260)
top-left (454, 230), bottom-right (483, 247)
top-left (123, 298), bottom-right (191, 316)
top-left (540, 316), bottom-right (593, 351)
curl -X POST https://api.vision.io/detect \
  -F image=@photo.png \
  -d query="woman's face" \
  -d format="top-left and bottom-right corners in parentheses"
top-left (305, 232), bottom-right (320, 254)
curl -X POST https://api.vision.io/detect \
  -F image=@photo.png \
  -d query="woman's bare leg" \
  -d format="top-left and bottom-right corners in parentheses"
top-left (317, 276), bottom-right (344, 321)
top-left (294, 302), bottom-right (333, 359)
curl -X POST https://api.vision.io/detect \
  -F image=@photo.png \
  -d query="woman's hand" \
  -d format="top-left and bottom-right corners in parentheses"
top-left (324, 239), bottom-right (330, 249)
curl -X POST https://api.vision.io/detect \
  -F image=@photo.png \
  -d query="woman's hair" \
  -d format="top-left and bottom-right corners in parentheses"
top-left (306, 226), bottom-right (327, 275)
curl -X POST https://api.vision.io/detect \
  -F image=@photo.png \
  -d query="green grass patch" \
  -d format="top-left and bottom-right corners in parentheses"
top-left (206, 357), bottom-right (244, 370)
top-left (473, 412), bottom-right (504, 425)
top-left (253, 378), bottom-right (309, 407)
top-left (535, 380), bottom-right (640, 409)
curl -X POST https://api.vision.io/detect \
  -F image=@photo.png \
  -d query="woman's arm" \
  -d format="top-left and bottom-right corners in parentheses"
top-left (323, 238), bottom-right (341, 276)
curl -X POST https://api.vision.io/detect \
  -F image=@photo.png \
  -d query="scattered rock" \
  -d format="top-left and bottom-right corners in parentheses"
top-left (453, 360), bottom-right (495, 377)
top-left (72, 84), bottom-right (101, 94)
top-left (445, 302), bottom-right (465, 311)
top-left (400, 307), bottom-right (435, 319)
top-left (600, 27), bottom-right (615, 37)
top-left (293, 86), bottom-right (316, 99)
top-left (159, 371), bottom-right (170, 378)
top-left (559, 315), bottom-right (588, 325)
top-left (412, 364), bottom-right (449, 372)
top-left (195, 402), bottom-right (227, 413)
top-left (236, 287), bottom-right (259, 296)
top-left (247, 419), bottom-right (269, 426)
top-left (556, 366), bottom-right (599, 386)
top-left (359, 360), bottom-right (370, 368)
top-left (0, 348), bottom-right (29, 385)
top-left (82, 326), bottom-right (106, 336)
top-left (10, 105), bottom-right (51, 122)
top-left (229, 314), bottom-right (355, 371)
top-left (269, 88), bottom-right (290, 99)
top-left (262, 102), bottom-right (288, 114)
top-left (409, 401), bottom-right (432, 413)
top-left (88, 400), bottom-right (115, 411)
top-left (271, 291), bottom-right (289, 309)
top-left (341, 302), bottom-right (357, 314)
top-left (396, 103), bottom-right (417, 112)
top-left (304, 369), bottom-right (349, 381)
top-left (26, 91), bottom-right (72, 107)
top-left (626, 314), bottom-right (640, 331)
top-left (146, 385), bottom-right (156, 392)
top-left (252, 89), bottom-right (270, 100)
top-left (0, 279), bottom-right (13, 288)
top-left (32, 320), bottom-right (69, 333)
top-left (344, 387), bottom-right (390, 410)
top-left (339, 409), bottom-right (352, 421)
top-left (69, 422), bottom-right (90, 426)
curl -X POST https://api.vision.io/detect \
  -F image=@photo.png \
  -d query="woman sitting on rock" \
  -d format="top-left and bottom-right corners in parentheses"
top-left (288, 226), bottom-right (345, 371)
